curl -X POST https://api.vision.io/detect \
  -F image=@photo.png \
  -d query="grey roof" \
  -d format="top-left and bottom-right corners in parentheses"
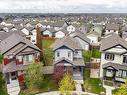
top-left (102, 62), bottom-right (127, 71)
top-left (0, 33), bottom-right (40, 54)
top-left (53, 36), bottom-right (82, 51)
top-left (106, 23), bottom-right (119, 30)
top-left (0, 31), bottom-right (26, 41)
top-left (53, 57), bottom-right (85, 66)
top-left (71, 31), bottom-right (91, 44)
top-left (100, 33), bottom-right (127, 51)
top-left (87, 30), bottom-right (101, 37)
top-left (2, 61), bottom-right (28, 73)
top-left (53, 21), bottom-right (65, 27)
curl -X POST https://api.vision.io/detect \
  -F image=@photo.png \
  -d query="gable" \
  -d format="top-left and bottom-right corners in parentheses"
top-left (56, 31), bottom-right (65, 35)
top-left (105, 45), bottom-right (127, 54)
top-left (56, 60), bottom-right (73, 66)
top-left (5, 42), bottom-right (25, 55)
top-left (55, 45), bottom-right (73, 51)
top-left (43, 30), bottom-right (51, 34)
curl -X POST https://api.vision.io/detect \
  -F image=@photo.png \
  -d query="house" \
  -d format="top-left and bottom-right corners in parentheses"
top-left (86, 30), bottom-right (101, 45)
top-left (105, 23), bottom-right (120, 35)
top-left (70, 31), bottom-right (91, 50)
top-left (54, 28), bottom-right (68, 38)
top-left (121, 26), bottom-right (127, 41)
top-left (100, 34), bottom-right (127, 83)
top-left (66, 24), bottom-right (76, 34)
top-left (42, 28), bottom-right (55, 37)
top-left (0, 33), bottom-right (40, 94)
top-left (53, 36), bottom-right (85, 80)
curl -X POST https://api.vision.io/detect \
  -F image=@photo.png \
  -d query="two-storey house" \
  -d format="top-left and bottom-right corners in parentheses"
top-left (53, 36), bottom-right (85, 80)
top-left (100, 34), bottom-right (127, 83)
top-left (0, 33), bottom-right (40, 94)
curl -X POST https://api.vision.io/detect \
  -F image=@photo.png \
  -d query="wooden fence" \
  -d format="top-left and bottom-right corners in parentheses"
top-left (85, 62), bottom-right (100, 69)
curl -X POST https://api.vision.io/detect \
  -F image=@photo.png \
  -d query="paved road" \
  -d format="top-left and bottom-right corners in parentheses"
top-left (36, 91), bottom-right (98, 95)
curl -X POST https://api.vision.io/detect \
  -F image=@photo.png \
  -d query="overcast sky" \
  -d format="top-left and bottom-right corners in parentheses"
top-left (0, 0), bottom-right (127, 13)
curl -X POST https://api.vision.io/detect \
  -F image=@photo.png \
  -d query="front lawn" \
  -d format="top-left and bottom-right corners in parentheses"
top-left (42, 38), bottom-right (55, 66)
top-left (19, 74), bottom-right (58, 95)
top-left (83, 68), bottom-right (105, 94)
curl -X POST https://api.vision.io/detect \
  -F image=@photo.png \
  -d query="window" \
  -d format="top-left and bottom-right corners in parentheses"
top-left (57, 52), bottom-right (60, 57)
top-left (105, 53), bottom-right (114, 60)
top-left (25, 55), bottom-right (33, 62)
top-left (123, 56), bottom-right (127, 64)
top-left (116, 70), bottom-right (127, 78)
top-left (122, 71), bottom-right (127, 78)
top-left (68, 52), bottom-right (71, 57)
top-left (18, 56), bottom-right (22, 62)
top-left (116, 70), bottom-right (122, 77)
top-left (75, 51), bottom-right (78, 54)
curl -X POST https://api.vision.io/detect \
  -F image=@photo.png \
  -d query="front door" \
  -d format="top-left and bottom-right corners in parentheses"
top-left (9, 72), bottom-right (17, 82)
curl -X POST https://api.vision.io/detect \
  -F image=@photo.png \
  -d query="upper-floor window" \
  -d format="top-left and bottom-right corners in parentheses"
top-left (105, 53), bottom-right (114, 61)
top-left (25, 55), bottom-right (33, 62)
top-left (68, 52), bottom-right (71, 57)
top-left (57, 52), bottom-right (60, 57)
top-left (123, 56), bottom-right (127, 64)
top-left (18, 56), bottom-right (23, 62)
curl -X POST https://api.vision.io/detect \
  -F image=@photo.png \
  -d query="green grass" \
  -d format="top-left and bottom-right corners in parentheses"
top-left (42, 39), bottom-right (54, 66)
top-left (19, 74), bottom-right (58, 95)
top-left (84, 68), bottom-right (105, 94)
top-left (112, 89), bottom-right (118, 95)
top-left (0, 73), bottom-right (8, 95)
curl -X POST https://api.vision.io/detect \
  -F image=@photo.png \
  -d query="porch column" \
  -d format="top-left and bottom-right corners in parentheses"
top-left (103, 68), bottom-right (106, 80)
top-left (5, 73), bottom-right (10, 84)
top-left (81, 67), bottom-right (84, 76)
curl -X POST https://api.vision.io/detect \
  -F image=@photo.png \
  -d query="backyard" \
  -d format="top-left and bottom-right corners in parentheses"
top-left (42, 37), bottom-right (55, 66)
top-left (83, 68), bottom-right (105, 94)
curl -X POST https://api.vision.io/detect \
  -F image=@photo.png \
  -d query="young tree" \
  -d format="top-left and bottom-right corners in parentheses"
top-left (59, 73), bottom-right (75, 95)
top-left (53, 64), bottom-right (64, 84)
top-left (25, 62), bottom-right (43, 90)
top-left (115, 80), bottom-right (127, 95)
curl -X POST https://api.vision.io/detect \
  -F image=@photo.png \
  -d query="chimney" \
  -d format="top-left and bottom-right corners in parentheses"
top-left (36, 25), bottom-right (43, 61)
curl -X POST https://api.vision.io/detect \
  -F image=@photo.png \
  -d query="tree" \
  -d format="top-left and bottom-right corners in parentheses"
top-left (59, 73), bottom-right (75, 95)
top-left (0, 54), bottom-right (3, 64)
top-left (82, 50), bottom-right (92, 62)
top-left (115, 80), bottom-right (127, 95)
top-left (25, 62), bottom-right (43, 90)
top-left (53, 64), bottom-right (64, 84)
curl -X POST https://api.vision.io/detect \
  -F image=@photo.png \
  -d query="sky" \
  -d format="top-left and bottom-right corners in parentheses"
top-left (0, 0), bottom-right (127, 13)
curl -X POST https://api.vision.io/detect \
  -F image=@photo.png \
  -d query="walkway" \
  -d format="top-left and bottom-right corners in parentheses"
top-left (7, 80), bottom-right (20, 95)
top-left (103, 85), bottom-right (115, 95)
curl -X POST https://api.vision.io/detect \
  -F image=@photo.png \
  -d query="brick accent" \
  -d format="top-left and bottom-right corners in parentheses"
top-left (3, 58), bottom-right (11, 65)
top-left (16, 59), bottom-right (23, 65)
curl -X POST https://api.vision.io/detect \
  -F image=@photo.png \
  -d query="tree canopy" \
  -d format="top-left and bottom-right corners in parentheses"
top-left (115, 80), bottom-right (127, 95)
top-left (59, 73), bottom-right (75, 95)
top-left (25, 62), bottom-right (43, 90)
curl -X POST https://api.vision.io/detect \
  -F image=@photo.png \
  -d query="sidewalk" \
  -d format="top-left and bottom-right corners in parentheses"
top-left (36, 91), bottom-right (98, 95)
